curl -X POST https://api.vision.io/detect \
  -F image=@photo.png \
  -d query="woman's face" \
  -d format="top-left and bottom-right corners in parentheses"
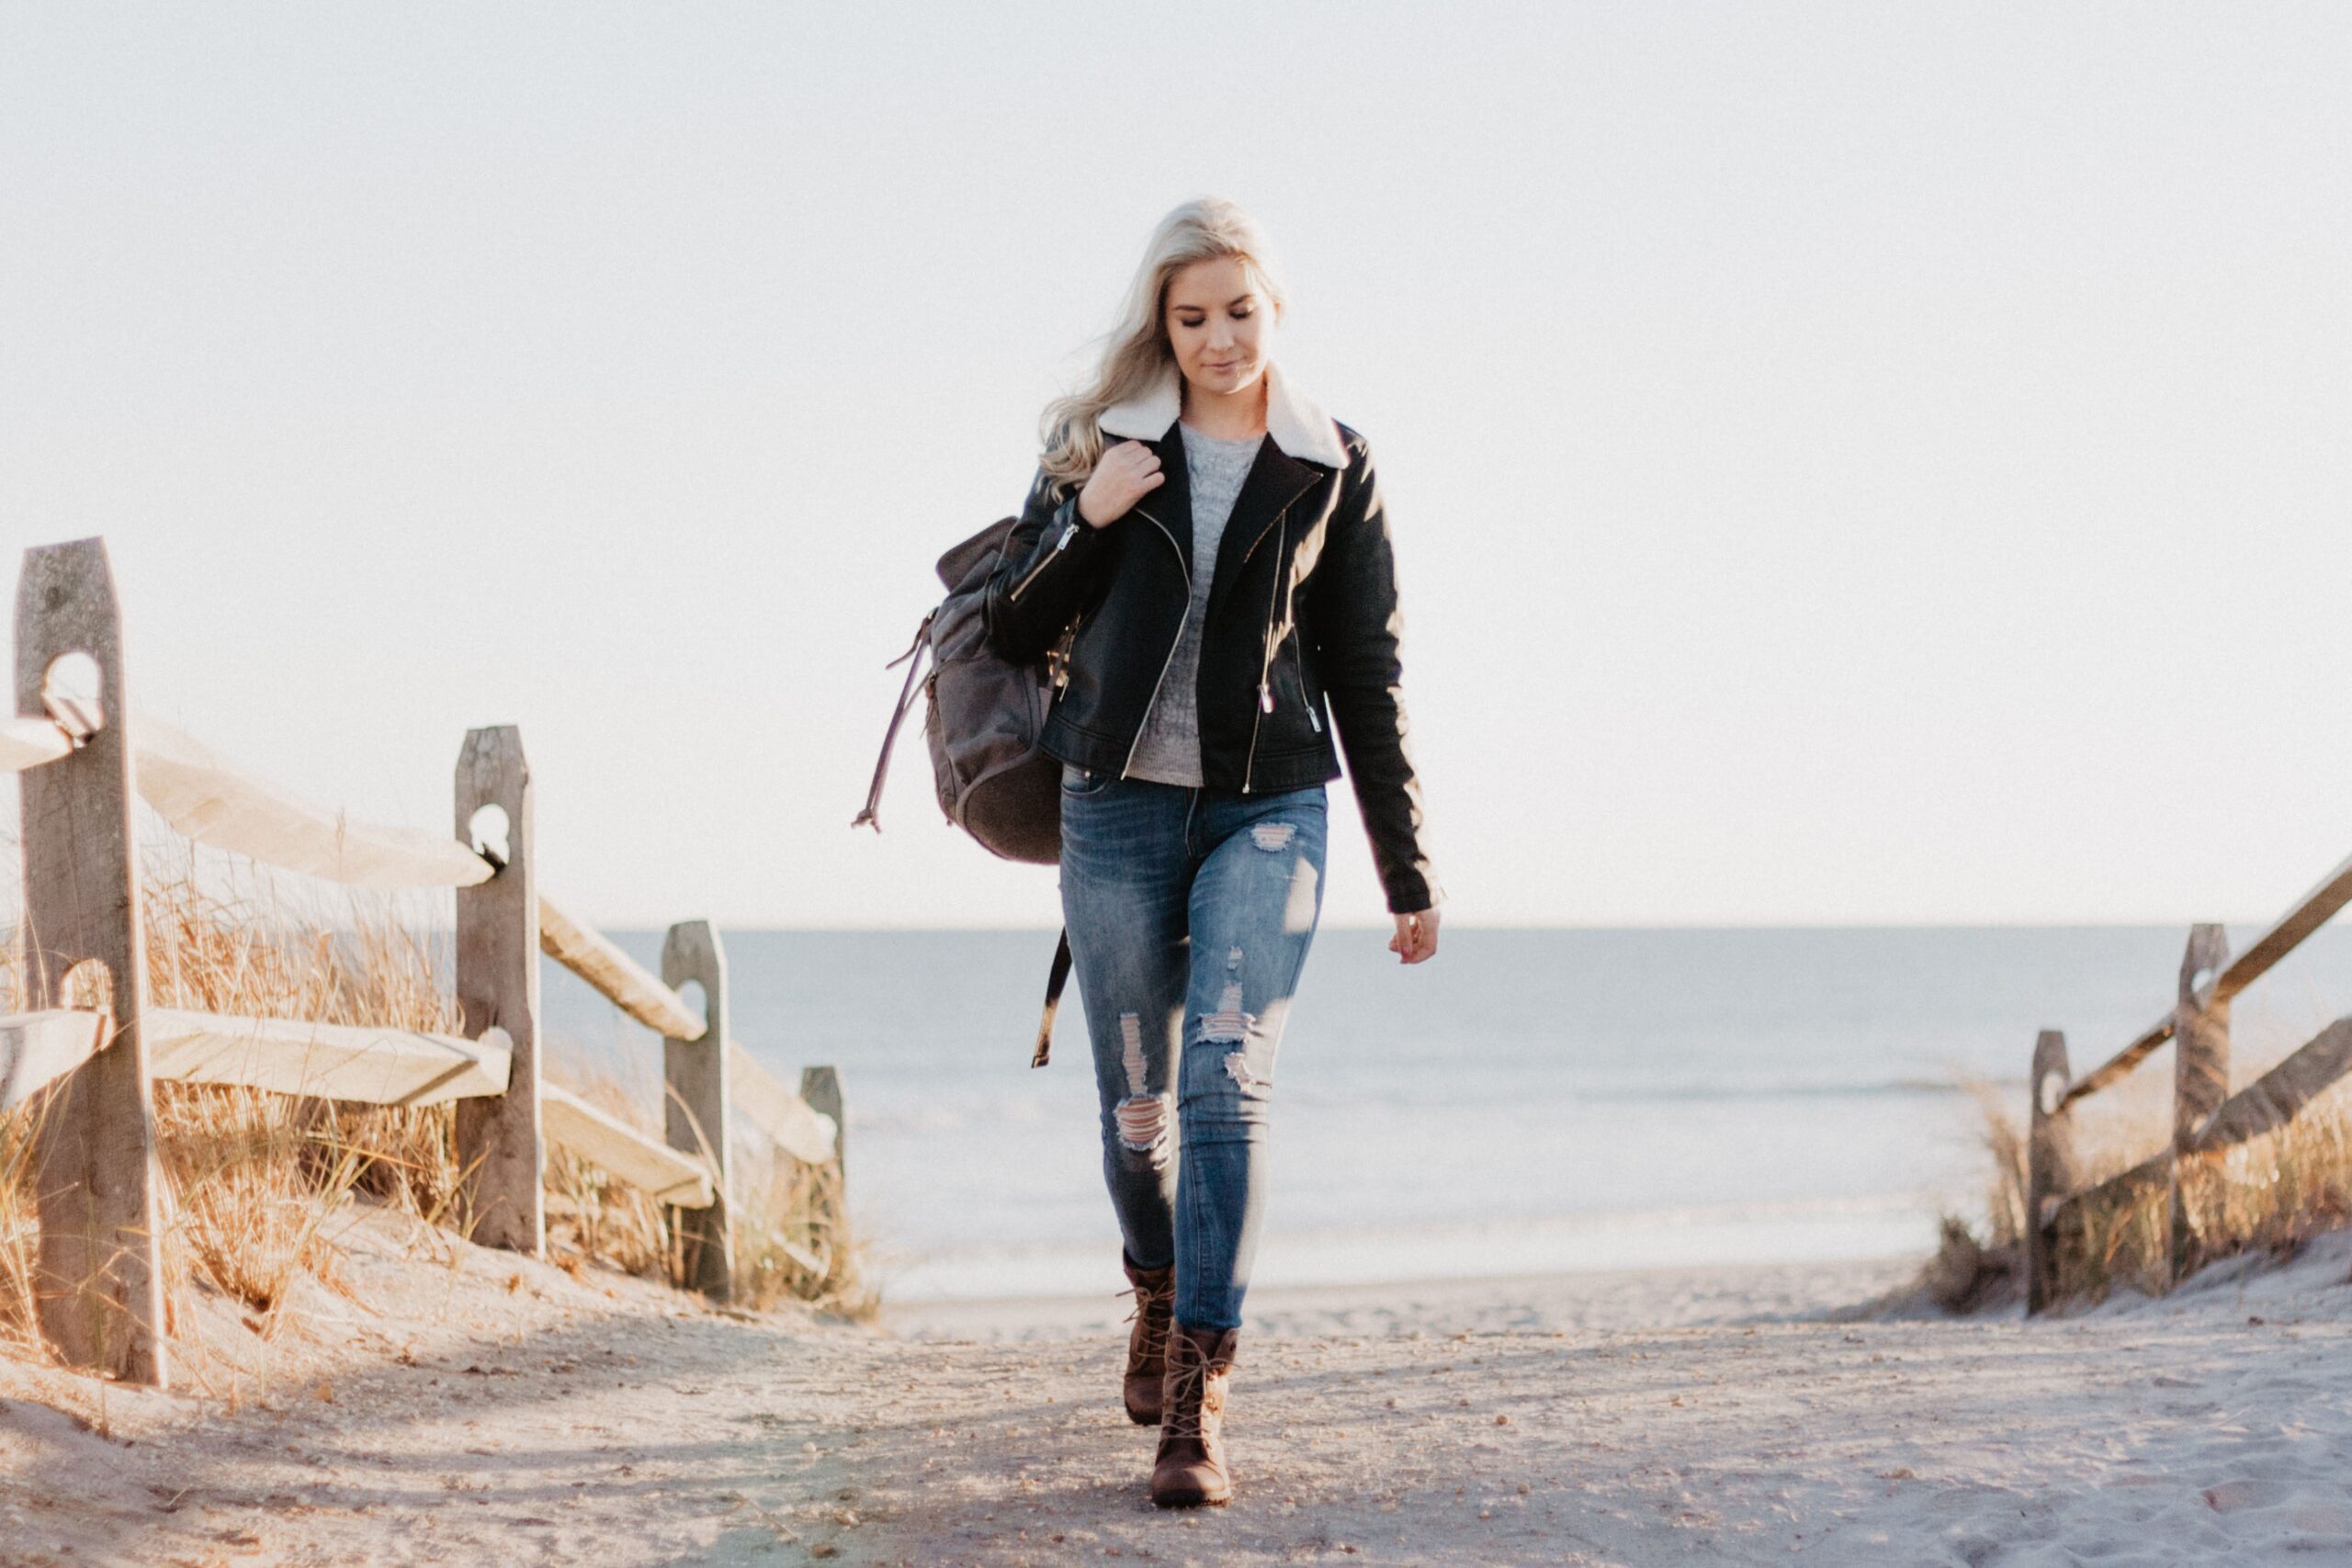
top-left (1163, 255), bottom-right (1270, 400)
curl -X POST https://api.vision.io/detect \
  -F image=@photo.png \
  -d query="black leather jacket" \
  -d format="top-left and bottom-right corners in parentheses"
top-left (981, 406), bottom-right (1440, 915)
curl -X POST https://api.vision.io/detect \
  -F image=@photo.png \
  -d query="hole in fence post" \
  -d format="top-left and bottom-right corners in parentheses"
top-left (2036, 1071), bottom-right (2067, 1118)
top-left (58, 957), bottom-right (113, 1014)
top-left (676, 980), bottom-right (709, 1036)
top-left (41, 650), bottom-right (104, 735)
top-left (467, 804), bottom-right (511, 867)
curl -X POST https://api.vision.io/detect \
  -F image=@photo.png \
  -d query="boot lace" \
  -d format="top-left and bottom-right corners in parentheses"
top-left (1121, 1276), bottom-right (1174, 1361)
top-left (1160, 1352), bottom-right (1212, 1440)
top-left (1159, 1338), bottom-right (1227, 1443)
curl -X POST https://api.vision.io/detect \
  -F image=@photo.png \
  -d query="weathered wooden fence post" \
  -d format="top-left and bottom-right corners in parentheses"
top-left (15, 538), bottom-right (169, 1386)
top-left (662, 920), bottom-right (732, 1298)
top-left (2168, 922), bottom-right (2232, 1286)
top-left (2025, 1028), bottom-right (2075, 1315)
top-left (801, 1066), bottom-right (845, 1183)
top-left (454, 726), bottom-right (543, 1256)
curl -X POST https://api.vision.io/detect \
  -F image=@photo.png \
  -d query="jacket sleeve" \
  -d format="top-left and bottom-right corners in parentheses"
top-left (982, 465), bottom-right (1114, 663)
top-left (1304, 435), bottom-right (1442, 915)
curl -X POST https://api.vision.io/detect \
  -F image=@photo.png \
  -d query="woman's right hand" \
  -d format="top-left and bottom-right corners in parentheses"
top-left (1077, 440), bottom-right (1165, 528)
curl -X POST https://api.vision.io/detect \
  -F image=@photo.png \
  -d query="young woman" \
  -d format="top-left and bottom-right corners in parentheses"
top-left (983, 197), bottom-right (1442, 1508)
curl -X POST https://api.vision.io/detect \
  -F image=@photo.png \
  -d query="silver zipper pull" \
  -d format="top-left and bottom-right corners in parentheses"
top-left (1259, 682), bottom-right (1274, 714)
top-left (1008, 519), bottom-right (1081, 603)
top-left (1307, 706), bottom-right (1321, 733)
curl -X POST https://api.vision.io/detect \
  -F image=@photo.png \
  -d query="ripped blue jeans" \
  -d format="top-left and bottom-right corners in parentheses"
top-left (1057, 761), bottom-right (1329, 1332)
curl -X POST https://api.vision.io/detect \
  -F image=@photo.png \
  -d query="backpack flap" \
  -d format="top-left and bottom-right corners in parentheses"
top-left (936, 515), bottom-right (1022, 592)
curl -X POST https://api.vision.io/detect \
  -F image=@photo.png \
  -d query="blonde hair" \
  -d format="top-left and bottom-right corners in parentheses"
top-left (1039, 197), bottom-right (1287, 498)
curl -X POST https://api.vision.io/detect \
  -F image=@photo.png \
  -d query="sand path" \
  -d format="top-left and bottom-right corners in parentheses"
top-left (7, 1212), bottom-right (2352, 1566)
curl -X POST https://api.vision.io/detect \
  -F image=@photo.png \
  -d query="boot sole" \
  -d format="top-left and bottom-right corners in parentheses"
top-left (1150, 1485), bottom-right (1231, 1508)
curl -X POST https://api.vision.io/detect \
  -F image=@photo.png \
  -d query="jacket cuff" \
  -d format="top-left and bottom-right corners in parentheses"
top-left (1385, 874), bottom-right (1442, 916)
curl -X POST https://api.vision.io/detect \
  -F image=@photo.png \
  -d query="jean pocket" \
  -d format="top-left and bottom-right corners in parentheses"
top-left (1060, 761), bottom-right (1117, 796)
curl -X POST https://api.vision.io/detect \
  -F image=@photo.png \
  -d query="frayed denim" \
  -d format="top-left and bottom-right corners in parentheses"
top-left (1057, 762), bottom-right (1329, 1331)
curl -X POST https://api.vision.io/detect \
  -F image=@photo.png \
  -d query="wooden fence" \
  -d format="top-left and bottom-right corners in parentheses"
top-left (1, 536), bottom-right (843, 1387)
top-left (2025, 850), bottom-right (2352, 1313)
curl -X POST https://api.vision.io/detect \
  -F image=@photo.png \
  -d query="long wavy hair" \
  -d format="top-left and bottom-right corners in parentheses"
top-left (1038, 197), bottom-right (1288, 499)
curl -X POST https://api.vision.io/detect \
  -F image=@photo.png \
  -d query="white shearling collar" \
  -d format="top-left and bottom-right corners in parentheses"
top-left (1098, 360), bottom-right (1350, 469)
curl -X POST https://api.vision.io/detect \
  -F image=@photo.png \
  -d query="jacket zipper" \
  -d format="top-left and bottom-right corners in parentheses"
top-left (1240, 512), bottom-right (1288, 794)
top-left (1005, 515), bottom-right (1080, 604)
top-left (1118, 502), bottom-right (1189, 781)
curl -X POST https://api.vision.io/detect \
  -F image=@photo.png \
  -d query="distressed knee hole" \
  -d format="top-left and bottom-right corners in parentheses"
top-left (1199, 982), bottom-right (1252, 1043)
top-left (1114, 1093), bottom-right (1168, 1147)
top-left (1250, 822), bottom-right (1295, 852)
top-left (1224, 1051), bottom-right (1270, 1094)
top-left (1113, 1011), bottom-right (1169, 1167)
top-left (1114, 1093), bottom-right (1170, 1167)
top-left (1227, 944), bottom-right (1243, 972)
top-left (1119, 1012), bottom-right (1148, 1095)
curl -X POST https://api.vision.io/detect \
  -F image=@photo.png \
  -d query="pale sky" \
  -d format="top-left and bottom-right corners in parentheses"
top-left (4, 4), bottom-right (2346, 929)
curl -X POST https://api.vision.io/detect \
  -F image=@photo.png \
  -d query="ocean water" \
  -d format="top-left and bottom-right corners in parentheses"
top-left (540, 925), bottom-right (2352, 1303)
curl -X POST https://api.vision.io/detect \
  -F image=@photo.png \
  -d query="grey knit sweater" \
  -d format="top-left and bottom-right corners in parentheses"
top-left (1125, 423), bottom-right (1261, 786)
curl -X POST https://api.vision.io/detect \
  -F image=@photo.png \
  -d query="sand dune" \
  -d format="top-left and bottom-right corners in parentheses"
top-left (6, 1204), bottom-right (2352, 1565)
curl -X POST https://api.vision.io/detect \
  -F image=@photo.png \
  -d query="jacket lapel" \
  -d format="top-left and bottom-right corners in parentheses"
top-left (1204, 439), bottom-right (1322, 628)
top-left (1134, 421), bottom-right (1193, 578)
top-left (1095, 369), bottom-right (1331, 606)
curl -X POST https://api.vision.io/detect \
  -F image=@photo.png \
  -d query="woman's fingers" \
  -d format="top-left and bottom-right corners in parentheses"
top-left (1079, 443), bottom-right (1169, 526)
top-left (1389, 909), bottom-right (1440, 964)
top-left (1099, 446), bottom-right (1166, 509)
top-left (1080, 445), bottom-right (1162, 514)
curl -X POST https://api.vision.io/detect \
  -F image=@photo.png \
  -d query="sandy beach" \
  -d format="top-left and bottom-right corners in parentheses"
top-left (8, 1201), bottom-right (2352, 1566)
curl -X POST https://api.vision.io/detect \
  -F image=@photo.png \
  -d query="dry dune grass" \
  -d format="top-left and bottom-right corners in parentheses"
top-left (0, 837), bottom-right (871, 1386)
top-left (0, 1082), bottom-right (55, 1362)
top-left (1932, 1001), bottom-right (2352, 1312)
top-left (735, 1145), bottom-right (866, 1312)
top-left (2043, 1086), bottom-right (2352, 1305)
top-left (537, 1062), bottom-right (873, 1315)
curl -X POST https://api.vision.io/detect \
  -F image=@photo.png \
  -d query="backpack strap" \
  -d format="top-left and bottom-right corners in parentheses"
top-left (851, 611), bottom-right (935, 833)
top-left (1032, 925), bottom-right (1073, 1068)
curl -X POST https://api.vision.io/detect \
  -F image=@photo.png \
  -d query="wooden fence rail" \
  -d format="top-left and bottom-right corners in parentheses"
top-left (2025, 852), bottom-right (2352, 1314)
top-left (4, 536), bottom-right (842, 1387)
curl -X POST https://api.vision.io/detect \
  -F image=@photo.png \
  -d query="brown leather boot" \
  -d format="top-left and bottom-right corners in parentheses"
top-left (1150, 1322), bottom-right (1238, 1507)
top-left (1120, 1254), bottom-right (1175, 1425)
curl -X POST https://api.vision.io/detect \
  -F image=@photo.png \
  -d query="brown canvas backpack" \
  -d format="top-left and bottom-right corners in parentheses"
top-left (853, 515), bottom-right (1075, 1066)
